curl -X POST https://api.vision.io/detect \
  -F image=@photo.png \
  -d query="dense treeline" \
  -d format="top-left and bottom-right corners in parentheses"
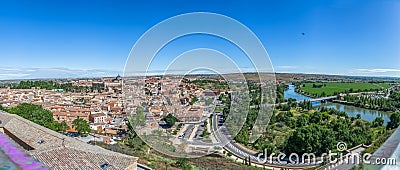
top-left (12, 80), bottom-right (59, 90)
top-left (343, 91), bottom-right (400, 112)
top-left (276, 98), bottom-right (313, 112)
top-left (189, 79), bottom-right (287, 104)
top-left (0, 103), bottom-right (69, 132)
top-left (249, 81), bottom-right (261, 106)
top-left (232, 98), bottom-right (393, 156)
top-left (234, 109), bottom-right (259, 144)
top-left (253, 106), bottom-right (398, 156)
top-left (11, 80), bottom-right (101, 92)
top-left (233, 82), bottom-right (289, 144)
top-left (312, 83), bottom-right (325, 88)
top-left (283, 110), bottom-right (374, 155)
top-left (276, 84), bottom-right (288, 103)
top-left (186, 79), bottom-right (228, 91)
top-left (387, 112), bottom-right (400, 130)
top-left (187, 79), bottom-right (398, 158)
top-left (244, 81), bottom-right (288, 105)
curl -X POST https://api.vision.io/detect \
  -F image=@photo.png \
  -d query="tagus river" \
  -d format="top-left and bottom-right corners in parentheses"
top-left (284, 84), bottom-right (391, 124)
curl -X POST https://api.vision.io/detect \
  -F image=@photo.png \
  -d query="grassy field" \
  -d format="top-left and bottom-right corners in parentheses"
top-left (298, 82), bottom-right (391, 97)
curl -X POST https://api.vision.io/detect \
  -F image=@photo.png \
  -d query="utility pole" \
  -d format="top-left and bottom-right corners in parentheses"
top-left (248, 156), bottom-right (251, 166)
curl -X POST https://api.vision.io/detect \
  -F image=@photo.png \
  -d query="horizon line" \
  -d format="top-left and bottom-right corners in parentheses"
top-left (0, 71), bottom-right (399, 81)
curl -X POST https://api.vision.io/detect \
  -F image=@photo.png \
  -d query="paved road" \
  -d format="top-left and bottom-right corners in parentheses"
top-left (183, 124), bottom-right (194, 139)
top-left (208, 112), bottom-right (319, 168)
top-left (185, 98), bottom-right (322, 168)
top-left (317, 147), bottom-right (366, 170)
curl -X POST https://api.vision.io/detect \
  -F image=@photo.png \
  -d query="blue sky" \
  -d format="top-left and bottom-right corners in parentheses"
top-left (0, 0), bottom-right (399, 79)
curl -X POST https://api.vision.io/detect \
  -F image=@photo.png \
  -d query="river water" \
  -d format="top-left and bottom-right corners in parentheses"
top-left (284, 84), bottom-right (391, 124)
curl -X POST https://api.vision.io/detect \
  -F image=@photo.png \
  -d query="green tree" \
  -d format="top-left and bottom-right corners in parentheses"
top-left (235, 126), bottom-right (249, 144)
top-left (227, 152), bottom-right (233, 157)
top-left (387, 112), bottom-right (400, 130)
top-left (59, 120), bottom-right (69, 132)
top-left (253, 138), bottom-right (276, 153)
top-left (296, 114), bottom-right (309, 127)
top-left (175, 158), bottom-right (191, 169)
top-left (8, 103), bottom-right (55, 128)
top-left (0, 105), bottom-right (6, 111)
top-left (189, 96), bottom-right (198, 105)
top-left (163, 114), bottom-right (177, 127)
top-left (285, 124), bottom-right (336, 155)
top-left (372, 117), bottom-right (384, 127)
top-left (309, 111), bottom-right (323, 124)
top-left (72, 118), bottom-right (91, 135)
top-left (132, 106), bottom-right (145, 127)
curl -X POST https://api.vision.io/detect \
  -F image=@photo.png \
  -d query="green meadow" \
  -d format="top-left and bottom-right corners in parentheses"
top-left (298, 82), bottom-right (391, 97)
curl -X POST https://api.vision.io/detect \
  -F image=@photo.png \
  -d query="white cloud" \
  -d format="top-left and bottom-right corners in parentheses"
top-left (0, 73), bottom-right (31, 80)
top-left (0, 67), bottom-right (22, 71)
top-left (348, 68), bottom-right (400, 77)
top-left (356, 68), bottom-right (400, 73)
top-left (0, 67), bottom-right (121, 80)
top-left (0, 73), bottom-right (30, 77)
top-left (275, 65), bottom-right (298, 69)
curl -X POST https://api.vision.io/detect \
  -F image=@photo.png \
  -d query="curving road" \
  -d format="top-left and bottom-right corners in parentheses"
top-left (209, 112), bottom-right (319, 168)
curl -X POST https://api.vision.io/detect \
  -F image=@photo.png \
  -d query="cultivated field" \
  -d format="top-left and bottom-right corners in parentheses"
top-left (298, 82), bottom-right (391, 96)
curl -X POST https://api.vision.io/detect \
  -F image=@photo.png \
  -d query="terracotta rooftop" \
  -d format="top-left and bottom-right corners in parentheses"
top-left (0, 111), bottom-right (138, 170)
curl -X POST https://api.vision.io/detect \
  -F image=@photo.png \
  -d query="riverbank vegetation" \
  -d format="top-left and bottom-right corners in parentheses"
top-left (342, 91), bottom-right (400, 112)
top-left (234, 102), bottom-right (388, 156)
top-left (217, 81), bottom-right (395, 157)
top-left (276, 84), bottom-right (289, 103)
top-left (362, 128), bottom-right (397, 155)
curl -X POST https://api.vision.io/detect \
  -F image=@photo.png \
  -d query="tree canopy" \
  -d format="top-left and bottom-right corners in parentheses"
top-left (387, 112), bottom-right (400, 130)
top-left (11, 80), bottom-right (101, 93)
top-left (163, 114), bottom-right (178, 127)
top-left (72, 118), bottom-right (91, 135)
top-left (5, 103), bottom-right (68, 132)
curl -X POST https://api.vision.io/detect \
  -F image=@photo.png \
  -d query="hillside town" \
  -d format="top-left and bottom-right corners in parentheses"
top-left (0, 76), bottom-right (130, 143)
top-left (0, 75), bottom-right (221, 146)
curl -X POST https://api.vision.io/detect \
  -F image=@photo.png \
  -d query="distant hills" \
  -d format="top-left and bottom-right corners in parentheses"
top-left (0, 66), bottom-right (399, 82)
top-left (0, 67), bottom-right (121, 80)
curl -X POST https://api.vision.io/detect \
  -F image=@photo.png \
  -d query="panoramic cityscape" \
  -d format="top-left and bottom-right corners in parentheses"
top-left (1, 0), bottom-right (400, 170)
